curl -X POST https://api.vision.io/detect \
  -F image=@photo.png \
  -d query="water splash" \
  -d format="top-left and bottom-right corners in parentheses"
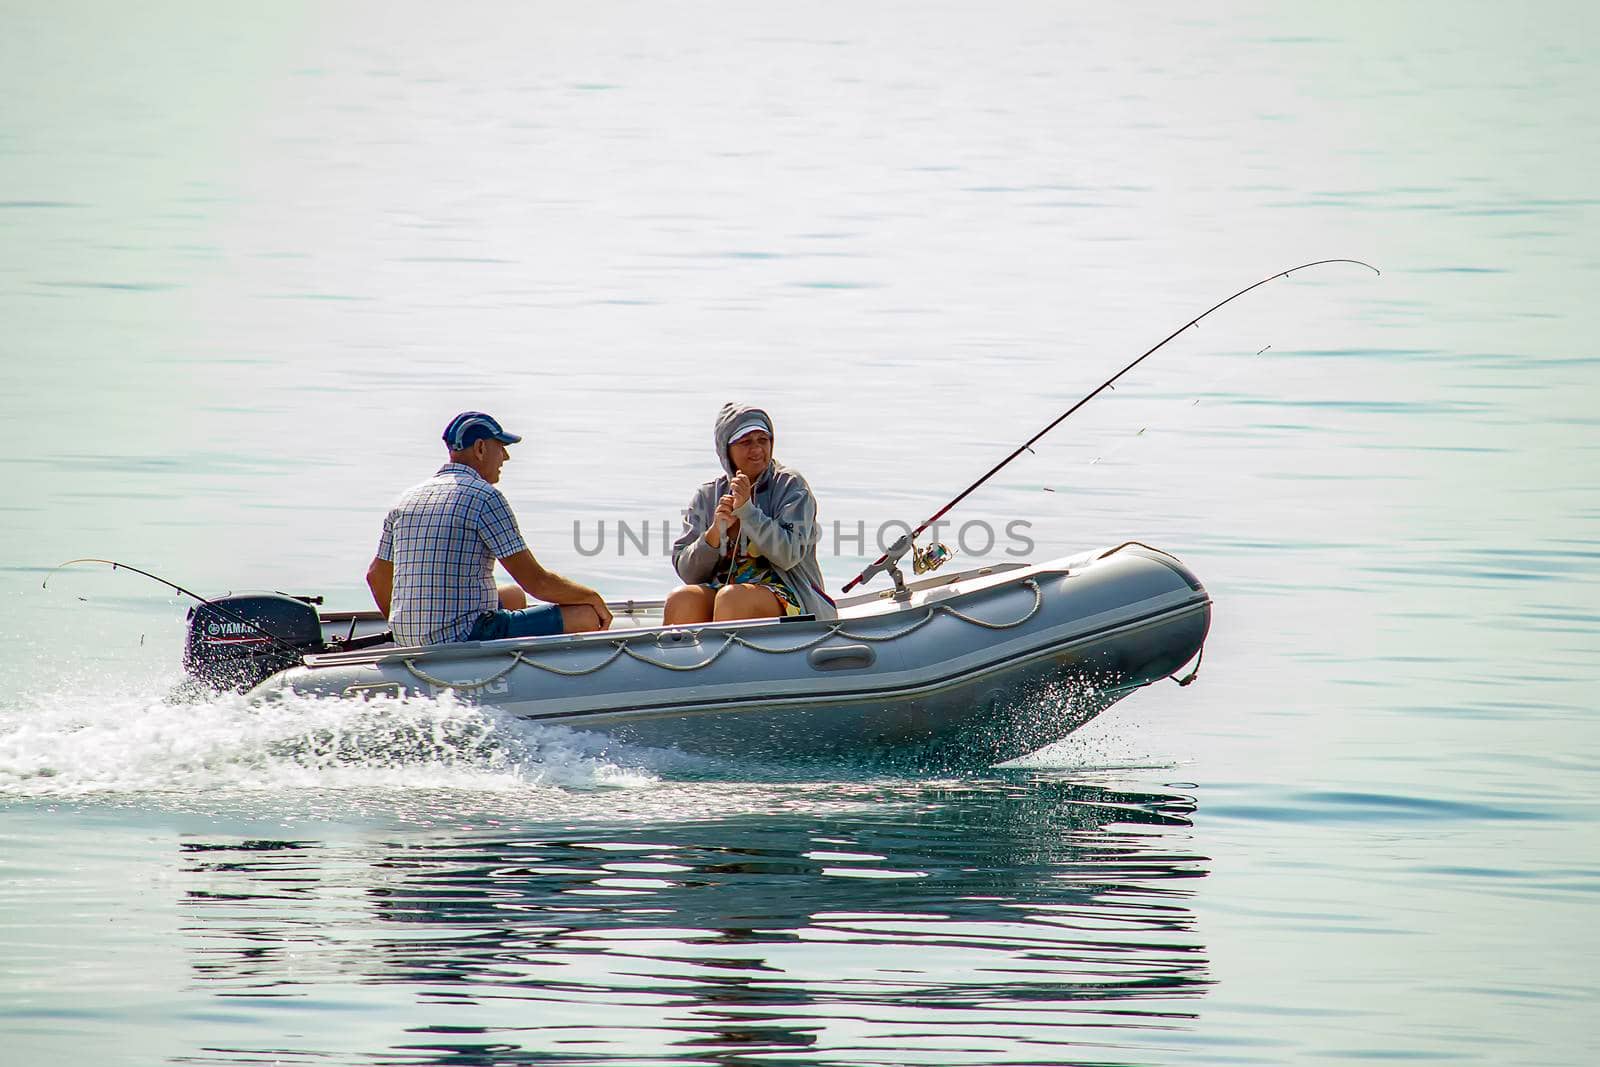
top-left (0, 680), bottom-right (661, 798)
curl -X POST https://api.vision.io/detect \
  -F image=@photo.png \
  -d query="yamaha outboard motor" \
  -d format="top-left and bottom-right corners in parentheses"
top-left (183, 592), bottom-right (325, 692)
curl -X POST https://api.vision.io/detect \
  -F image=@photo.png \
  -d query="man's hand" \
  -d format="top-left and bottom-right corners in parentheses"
top-left (587, 595), bottom-right (614, 630)
top-left (730, 472), bottom-right (752, 509)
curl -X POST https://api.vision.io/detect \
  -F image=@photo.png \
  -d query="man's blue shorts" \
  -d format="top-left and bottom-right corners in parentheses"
top-left (467, 604), bottom-right (565, 641)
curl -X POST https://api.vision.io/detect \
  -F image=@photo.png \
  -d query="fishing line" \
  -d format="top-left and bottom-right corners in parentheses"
top-left (42, 558), bottom-right (314, 658)
top-left (1063, 342), bottom-right (1276, 481)
top-left (843, 258), bottom-right (1380, 592)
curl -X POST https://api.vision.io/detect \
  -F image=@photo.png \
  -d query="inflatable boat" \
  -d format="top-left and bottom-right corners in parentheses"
top-left (181, 543), bottom-right (1210, 768)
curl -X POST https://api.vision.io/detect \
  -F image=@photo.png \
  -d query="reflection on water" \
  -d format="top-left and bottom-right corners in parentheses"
top-left (178, 777), bottom-right (1207, 1064)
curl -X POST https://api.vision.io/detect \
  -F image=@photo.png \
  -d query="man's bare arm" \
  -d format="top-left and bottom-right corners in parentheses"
top-left (366, 557), bottom-right (394, 617)
top-left (500, 549), bottom-right (611, 628)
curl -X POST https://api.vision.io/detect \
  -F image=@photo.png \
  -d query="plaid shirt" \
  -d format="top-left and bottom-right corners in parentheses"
top-left (377, 463), bottom-right (528, 645)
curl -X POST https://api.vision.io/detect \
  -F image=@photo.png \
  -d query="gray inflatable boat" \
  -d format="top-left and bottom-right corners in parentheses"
top-left (226, 543), bottom-right (1209, 768)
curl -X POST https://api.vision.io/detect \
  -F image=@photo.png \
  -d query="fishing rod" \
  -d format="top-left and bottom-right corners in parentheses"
top-left (842, 258), bottom-right (1381, 594)
top-left (42, 558), bottom-right (317, 658)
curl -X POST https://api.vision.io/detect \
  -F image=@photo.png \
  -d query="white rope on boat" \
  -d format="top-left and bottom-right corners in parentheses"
top-left (401, 579), bottom-right (1041, 691)
top-left (402, 654), bottom-right (521, 691)
top-left (940, 583), bottom-right (1045, 629)
top-left (402, 643), bottom-right (629, 689)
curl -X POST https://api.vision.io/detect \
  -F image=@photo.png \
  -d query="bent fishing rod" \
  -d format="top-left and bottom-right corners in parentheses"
top-left (842, 257), bottom-right (1381, 594)
top-left (42, 558), bottom-right (319, 658)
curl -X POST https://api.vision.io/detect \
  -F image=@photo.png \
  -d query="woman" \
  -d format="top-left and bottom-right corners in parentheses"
top-left (666, 403), bottom-right (836, 624)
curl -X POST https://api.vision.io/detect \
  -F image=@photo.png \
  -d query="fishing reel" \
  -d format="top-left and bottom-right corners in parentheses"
top-left (912, 540), bottom-right (954, 575)
top-left (860, 533), bottom-right (955, 603)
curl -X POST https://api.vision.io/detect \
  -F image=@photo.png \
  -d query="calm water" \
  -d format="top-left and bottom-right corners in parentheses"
top-left (2, 3), bottom-right (1597, 1064)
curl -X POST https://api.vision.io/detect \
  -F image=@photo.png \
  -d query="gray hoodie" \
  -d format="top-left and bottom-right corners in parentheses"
top-left (671, 403), bottom-right (837, 620)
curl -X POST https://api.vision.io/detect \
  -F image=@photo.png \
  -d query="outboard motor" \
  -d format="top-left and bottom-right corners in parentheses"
top-left (183, 592), bottom-right (325, 692)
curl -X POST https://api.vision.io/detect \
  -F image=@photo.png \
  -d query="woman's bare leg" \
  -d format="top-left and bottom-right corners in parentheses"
top-left (712, 583), bottom-right (783, 622)
top-left (664, 584), bottom-right (717, 625)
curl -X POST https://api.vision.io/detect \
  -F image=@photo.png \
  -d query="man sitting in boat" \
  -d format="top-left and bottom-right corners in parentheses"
top-left (666, 404), bottom-right (836, 624)
top-left (365, 411), bottom-right (612, 646)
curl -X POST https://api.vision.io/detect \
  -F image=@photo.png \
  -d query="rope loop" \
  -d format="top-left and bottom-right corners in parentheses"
top-left (938, 579), bottom-right (1043, 629)
top-left (618, 637), bottom-right (739, 672)
top-left (516, 644), bottom-right (628, 677)
top-left (402, 655), bottom-right (521, 691)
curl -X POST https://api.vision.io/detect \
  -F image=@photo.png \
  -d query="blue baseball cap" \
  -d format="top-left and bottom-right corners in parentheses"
top-left (443, 411), bottom-right (522, 451)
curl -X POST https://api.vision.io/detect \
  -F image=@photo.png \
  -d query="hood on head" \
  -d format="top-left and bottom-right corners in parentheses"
top-left (714, 402), bottom-right (775, 479)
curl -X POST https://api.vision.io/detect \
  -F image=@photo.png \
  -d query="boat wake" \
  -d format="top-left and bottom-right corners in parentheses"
top-left (0, 679), bottom-right (671, 800)
top-left (0, 659), bottom-right (1177, 804)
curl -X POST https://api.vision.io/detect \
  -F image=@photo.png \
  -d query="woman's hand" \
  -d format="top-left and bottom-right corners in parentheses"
top-left (706, 494), bottom-right (736, 548)
top-left (730, 472), bottom-right (752, 509)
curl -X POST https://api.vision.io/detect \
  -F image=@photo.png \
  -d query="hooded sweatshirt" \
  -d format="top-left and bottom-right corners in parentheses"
top-left (671, 403), bottom-right (837, 620)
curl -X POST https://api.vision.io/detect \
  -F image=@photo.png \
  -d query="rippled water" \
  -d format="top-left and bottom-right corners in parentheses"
top-left (3, 3), bottom-right (1598, 1065)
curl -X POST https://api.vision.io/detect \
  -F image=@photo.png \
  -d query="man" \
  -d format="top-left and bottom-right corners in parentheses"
top-left (366, 411), bottom-right (611, 646)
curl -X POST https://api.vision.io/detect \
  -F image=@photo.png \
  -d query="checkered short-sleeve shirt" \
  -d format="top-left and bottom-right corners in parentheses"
top-left (377, 463), bottom-right (528, 645)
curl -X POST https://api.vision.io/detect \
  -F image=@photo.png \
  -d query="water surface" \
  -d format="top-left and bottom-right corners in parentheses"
top-left (2, 3), bottom-right (1597, 1064)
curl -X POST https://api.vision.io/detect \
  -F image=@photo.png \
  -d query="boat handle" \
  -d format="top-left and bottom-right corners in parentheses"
top-left (807, 644), bottom-right (876, 671)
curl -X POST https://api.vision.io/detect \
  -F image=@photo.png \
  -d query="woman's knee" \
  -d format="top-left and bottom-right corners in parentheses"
top-left (664, 584), bottom-right (715, 624)
top-left (713, 583), bottom-right (780, 620)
